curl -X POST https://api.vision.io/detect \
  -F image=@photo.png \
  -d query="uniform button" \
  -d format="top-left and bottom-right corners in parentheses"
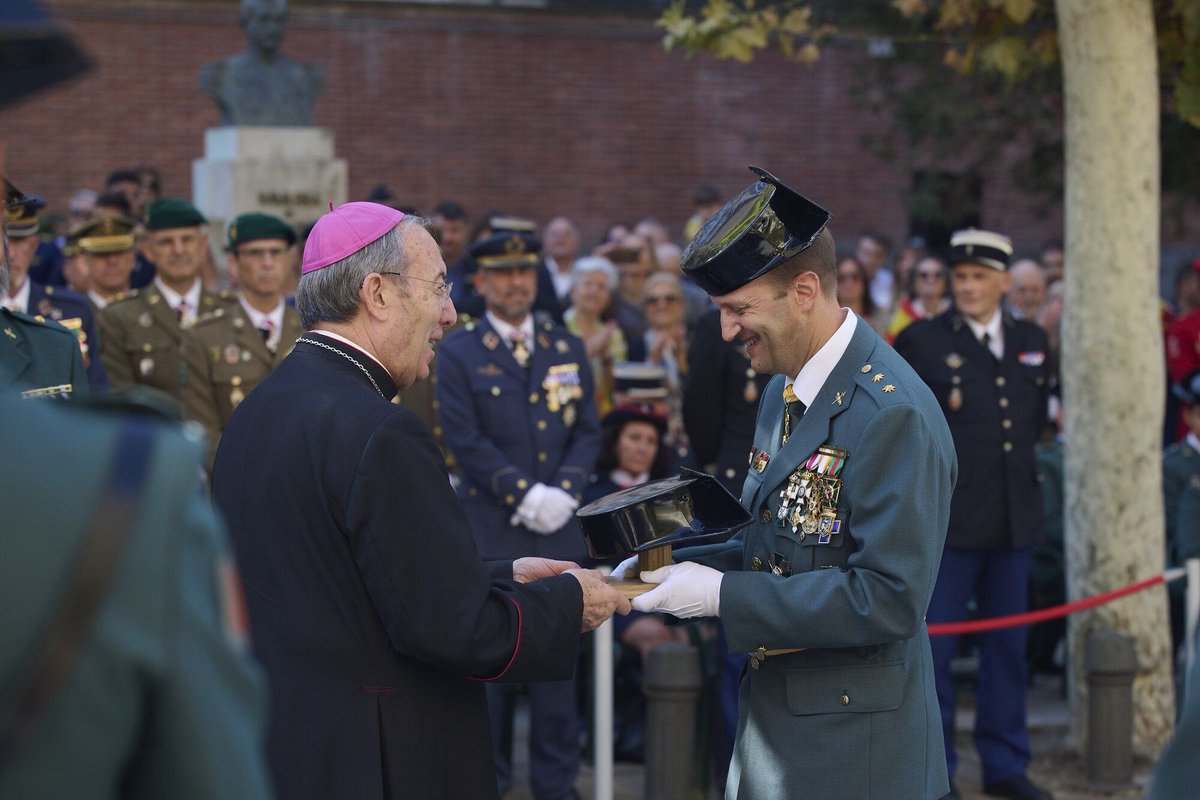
top-left (725, 468), bottom-right (736, 479)
top-left (517, 479), bottom-right (528, 490)
top-left (561, 480), bottom-right (572, 490)
top-left (1003, 442), bottom-right (1014, 453)
top-left (143, 343), bottom-right (152, 353)
top-left (468, 487), bottom-right (478, 496)
top-left (995, 376), bottom-right (1006, 387)
top-left (491, 386), bottom-right (501, 396)
top-left (432, 399), bottom-right (439, 410)
top-left (760, 508), bottom-right (773, 523)
top-left (1002, 419), bottom-right (1012, 429)
top-left (538, 452), bottom-right (548, 462)
top-left (840, 693), bottom-right (850, 706)
top-left (505, 494), bottom-right (515, 505)
top-left (999, 397), bottom-right (1009, 408)
top-left (751, 557), bottom-right (763, 571)
top-left (433, 425), bottom-right (443, 436)
top-left (529, 393), bottom-right (539, 403)
top-left (952, 375), bottom-right (962, 385)
top-left (231, 376), bottom-right (242, 387)
top-left (537, 420), bottom-right (548, 430)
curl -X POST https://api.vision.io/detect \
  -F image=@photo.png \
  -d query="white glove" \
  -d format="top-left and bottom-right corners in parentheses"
top-left (512, 483), bottom-right (551, 533)
top-left (631, 562), bottom-right (724, 618)
top-left (609, 554), bottom-right (640, 580)
top-left (536, 486), bottom-right (579, 533)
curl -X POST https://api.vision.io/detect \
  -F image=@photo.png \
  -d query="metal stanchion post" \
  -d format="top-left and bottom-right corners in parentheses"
top-left (643, 641), bottom-right (702, 800)
top-left (1186, 558), bottom-right (1199, 684)
top-left (593, 570), bottom-right (613, 800)
top-left (1084, 629), bottom-right (1138, 788)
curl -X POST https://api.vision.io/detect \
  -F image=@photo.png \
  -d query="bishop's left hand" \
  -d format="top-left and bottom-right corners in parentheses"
top-left (631, 562), bottom-right (724, 618)
top-left (513, 557), bottom-right (581, 584)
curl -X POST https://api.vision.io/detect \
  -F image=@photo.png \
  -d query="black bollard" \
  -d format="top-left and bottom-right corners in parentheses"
top-left (643, 642), bottom-right (703, 800)
top-left (1084, 629), bottom-right (1138, 788)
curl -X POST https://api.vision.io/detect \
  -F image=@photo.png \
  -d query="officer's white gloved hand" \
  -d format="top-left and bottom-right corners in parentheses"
top-left (609, 554), bottom-right (640, 580)
top-left (512, 483), bottom-right (554, 534)
top-left (535, 487), bottom-right (579, 534)
top-left (631, 562), bottom-right (724, 618)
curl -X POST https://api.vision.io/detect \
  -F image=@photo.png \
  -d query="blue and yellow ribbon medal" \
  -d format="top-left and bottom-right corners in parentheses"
top-left (778, 446), bottom-right (847, 541)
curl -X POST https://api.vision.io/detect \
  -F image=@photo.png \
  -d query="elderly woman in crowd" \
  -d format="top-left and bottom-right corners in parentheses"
top-left (629, 272), bottom-right (692, 465)
top-left (564, 256), bottom-right (628, 417)
top-left (887, 254), bottom-right (951, 342)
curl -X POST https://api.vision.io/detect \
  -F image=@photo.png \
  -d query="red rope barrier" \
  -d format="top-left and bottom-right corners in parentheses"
top-left (927, 572), bottom-right (1175, 636)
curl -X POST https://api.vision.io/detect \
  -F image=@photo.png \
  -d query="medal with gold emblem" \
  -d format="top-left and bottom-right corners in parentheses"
top-left (542, 363), bottom-right (583, 418)
top-left (784, 446), bottom-right (848, 540)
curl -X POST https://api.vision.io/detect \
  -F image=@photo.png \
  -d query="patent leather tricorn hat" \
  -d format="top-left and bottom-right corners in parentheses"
top-left (680, 166), bottom-right (831, 297)
top-left (577, 469), bottom-right (753, 560)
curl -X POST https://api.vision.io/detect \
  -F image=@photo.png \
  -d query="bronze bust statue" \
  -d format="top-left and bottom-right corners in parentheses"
top-left (200, 0), bottom-right (325, 126)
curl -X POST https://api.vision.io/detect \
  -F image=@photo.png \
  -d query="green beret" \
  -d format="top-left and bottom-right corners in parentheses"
top-left (145, 197), bottom-right (206, 230)
top-left (227, 212), bottom-right (297, 249)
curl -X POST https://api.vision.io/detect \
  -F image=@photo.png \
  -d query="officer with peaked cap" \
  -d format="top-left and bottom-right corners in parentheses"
top-left (98, 198), bottom-right (235, 400)
top-left (437, 226), bottom-right (602, 800)
top-left (4, 180), bottom-right (108, 390)
top-left (211, 202), bottom-right (627, 800)
top-left (614, 166), bottom-right (957, 800)
top-left (74, 215), bottom-right (139, 311)
top-left (894, 227), bottom-right (1054, 800)
top-left (180, 212), bottom-right (303, 470)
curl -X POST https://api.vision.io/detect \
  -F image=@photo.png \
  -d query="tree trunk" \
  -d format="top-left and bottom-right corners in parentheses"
top-left (1055, 0), bottom-right (1173, 757)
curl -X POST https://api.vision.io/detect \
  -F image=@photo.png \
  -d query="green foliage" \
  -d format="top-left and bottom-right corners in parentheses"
top-left (657, 0), bottom-right (1200, 223)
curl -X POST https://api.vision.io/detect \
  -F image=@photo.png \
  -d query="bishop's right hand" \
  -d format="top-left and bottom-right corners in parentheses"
top-left (566, 569), bottom-right (631, 632)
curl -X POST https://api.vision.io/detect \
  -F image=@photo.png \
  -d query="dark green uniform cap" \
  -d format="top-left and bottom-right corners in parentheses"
top-left (227, 212), bottom-right (296, 249)
top-left (145, 197), bottom-right (206, 230)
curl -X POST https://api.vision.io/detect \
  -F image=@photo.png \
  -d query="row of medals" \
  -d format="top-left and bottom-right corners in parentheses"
top-left (777, 466), bottom-right (841, 539)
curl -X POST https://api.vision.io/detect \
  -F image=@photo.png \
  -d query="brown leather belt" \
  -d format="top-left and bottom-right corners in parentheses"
top-left (748, 646), bottom-right (806, 669)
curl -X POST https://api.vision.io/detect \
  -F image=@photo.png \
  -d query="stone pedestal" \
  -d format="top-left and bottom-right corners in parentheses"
top-left (192, 126), bottom-right (347, 249)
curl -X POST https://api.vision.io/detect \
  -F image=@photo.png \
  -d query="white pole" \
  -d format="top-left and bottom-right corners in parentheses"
top-left (593, 570), bottom-right (614, 800)
top-left (1186, 558), bottom-right (1199, 688)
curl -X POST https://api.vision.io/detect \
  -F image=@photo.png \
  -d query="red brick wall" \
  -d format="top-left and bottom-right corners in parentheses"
top-left (5, 1), bottom-right (1191, 254)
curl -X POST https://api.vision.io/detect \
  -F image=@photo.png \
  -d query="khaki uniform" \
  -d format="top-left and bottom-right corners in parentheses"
top-left (98, 284), bottom-right (236, 400)
top-left (181, 302), bottom-right (303, 469)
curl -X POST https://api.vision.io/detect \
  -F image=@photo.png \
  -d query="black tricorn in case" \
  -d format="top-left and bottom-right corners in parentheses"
top-left (576, 469), bottom-right (753, 560)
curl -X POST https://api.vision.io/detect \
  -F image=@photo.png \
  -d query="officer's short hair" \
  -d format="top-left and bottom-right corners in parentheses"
top-left (295, 216), bottom-right (433, 330)
top-left (767, 227), bottom-right (837, 298)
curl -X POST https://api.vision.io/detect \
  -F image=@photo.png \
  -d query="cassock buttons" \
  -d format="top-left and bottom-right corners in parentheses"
top-left (999, 397), bottom-right (1009, 408)
top-left (1002, 419), bottom-right (1012, 429)
top-left (995, 376), bottom-right (1006, 387)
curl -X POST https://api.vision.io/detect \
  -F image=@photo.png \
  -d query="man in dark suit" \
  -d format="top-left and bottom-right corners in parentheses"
top-left (624, 167), bottom-right (958, 800)
top-left (212, 202), bottom-right (628, 800)
top-left (894, 228), bottom-right (1054, 800)
top-left (437, 229), bottom-right (601, 800)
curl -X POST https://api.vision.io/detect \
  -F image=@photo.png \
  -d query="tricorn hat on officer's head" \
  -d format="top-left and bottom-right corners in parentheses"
top-left (470, 227), bottom-right (542, 270)
top-left (4, 178), bottom-right (46, 239)
top-left (576, 469), bottom-right (753, 559)
top-left (948, 228), bottom-right (1013, 272)
top-left (74, 215), bottom-right (138, 254)
top-left (680, 166), bottom-right (831, 297)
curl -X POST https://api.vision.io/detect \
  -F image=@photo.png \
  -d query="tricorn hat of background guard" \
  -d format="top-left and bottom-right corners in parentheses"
top-left (680, 165), bottom-right (831, 296)
top-left (577, 468), bottom-right (752, 597)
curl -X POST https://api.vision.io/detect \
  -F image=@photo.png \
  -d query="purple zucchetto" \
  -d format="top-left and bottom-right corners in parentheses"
top-left (301, 202), bottom-right (404, 275)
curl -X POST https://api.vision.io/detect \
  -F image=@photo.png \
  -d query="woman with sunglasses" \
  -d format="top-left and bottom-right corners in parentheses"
top-left (887, 254), bottom-right (952, 343)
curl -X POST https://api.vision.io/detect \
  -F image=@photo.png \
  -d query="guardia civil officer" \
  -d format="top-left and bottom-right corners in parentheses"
top-left (99, 198), bottom-right (235, 400)
top-left (4, 182), bottom-right (107, 390)
top-left (619, 166), bottom-right (958, 800)
top-left (0, 393), bottom-right (271, 800)
top-left (894, 228), bottom-right (1055, 800)
top-left (181, 212), bottom-right (303, 469)
top-left (437, 229), bottom-right (601, 800)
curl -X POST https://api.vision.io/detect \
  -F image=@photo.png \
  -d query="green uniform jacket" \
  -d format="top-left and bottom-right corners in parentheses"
top-left (98, 285), bottom-right (235, 399)
top-left (678, 319), bottom-right (957, 800)
top-left (180, 302), bottom-right (303, 469)
top-left (0, 397), bottom-right (271, 800)
top-left (1163, 438), bottom-right (1200, 568)
top-left (0, 308), bottom-right (87, 400)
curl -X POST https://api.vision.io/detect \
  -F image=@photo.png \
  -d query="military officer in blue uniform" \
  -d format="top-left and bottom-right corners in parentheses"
top-left (894, 228), bottom-right (1055, 800)
top-left (4, 182), bottom-right (107, 391)
top-left (619, 167), bottom-right (958, 800)
top-left (438, 229), bottom-right (601, 800)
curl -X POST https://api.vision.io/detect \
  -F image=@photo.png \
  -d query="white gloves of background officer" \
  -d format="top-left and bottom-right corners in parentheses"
top-left (629, 562), bottom-right (724, 619)
top-left (511, 483), bottom-right (579, 535)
